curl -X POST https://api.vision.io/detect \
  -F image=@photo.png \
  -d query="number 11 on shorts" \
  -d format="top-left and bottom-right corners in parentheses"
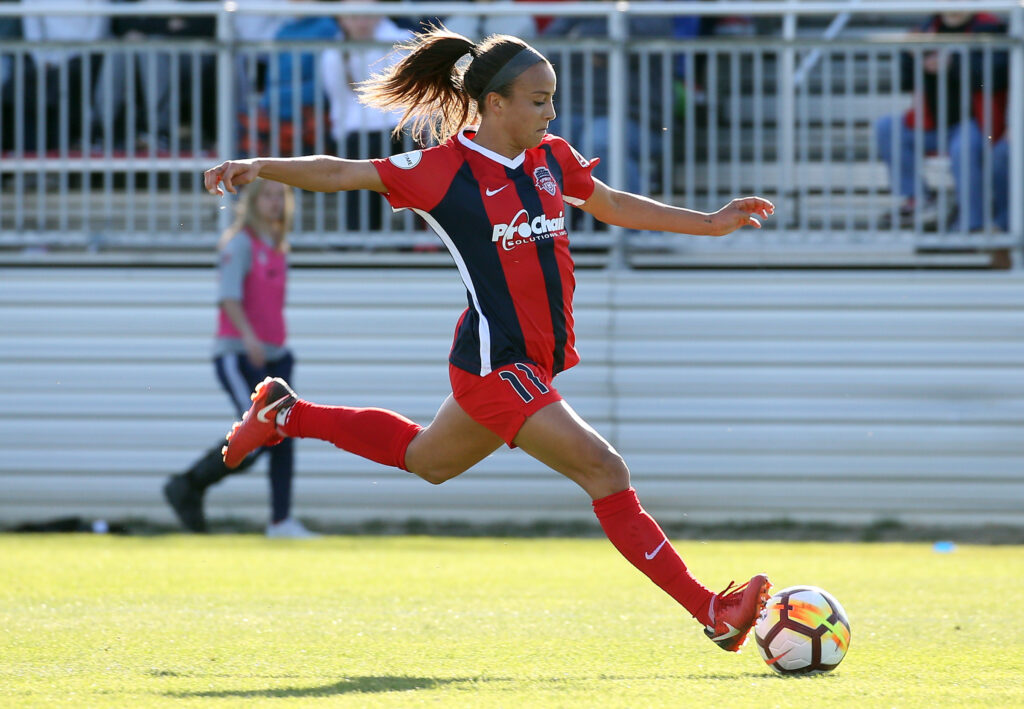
top-left (499, 363), bottom-right (550, 403)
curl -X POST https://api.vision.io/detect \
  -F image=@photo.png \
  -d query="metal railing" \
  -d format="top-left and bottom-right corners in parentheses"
top-left (0, 1), bottom-right (1021, 266)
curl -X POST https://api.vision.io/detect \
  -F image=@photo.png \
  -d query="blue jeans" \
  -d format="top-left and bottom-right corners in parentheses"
top-left (214, 350), bottom-right (295, 523)
top-left (876, 115), bottom-right (986, 230)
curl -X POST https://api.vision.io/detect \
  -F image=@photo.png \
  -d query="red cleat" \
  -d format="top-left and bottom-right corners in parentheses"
top-left (704, 573), bottom-right (772, 652)
top-left (222, 376), bottom-right (297, 469)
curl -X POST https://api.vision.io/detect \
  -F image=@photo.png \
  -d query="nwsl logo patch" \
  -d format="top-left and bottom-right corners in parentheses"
top-left (533, 167), bottom-right (557, 196)
top-left (388, 150), bottom-right (422, 169)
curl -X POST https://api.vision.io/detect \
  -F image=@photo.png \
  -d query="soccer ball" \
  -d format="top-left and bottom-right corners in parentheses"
top-left (753, 585), bottom-right (851, 675)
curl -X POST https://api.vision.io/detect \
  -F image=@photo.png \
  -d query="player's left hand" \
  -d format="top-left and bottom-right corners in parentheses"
top-left (710, 197), bottom-right (775, 236)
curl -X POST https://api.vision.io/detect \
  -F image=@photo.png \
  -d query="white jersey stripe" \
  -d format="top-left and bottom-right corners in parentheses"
top-left (412, 208), bottom-right (492, 375)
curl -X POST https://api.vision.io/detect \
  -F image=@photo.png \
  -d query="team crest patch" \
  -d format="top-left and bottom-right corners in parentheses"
top-left (389, 150), bottom-right (422, 169)
top-left (533, 166), bottom-right (557, 196)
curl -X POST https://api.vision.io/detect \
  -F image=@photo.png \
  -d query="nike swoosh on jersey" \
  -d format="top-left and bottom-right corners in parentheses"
top-left (257, 395), bottom-right (291, 423)
top-left (644, 538), bottom-right (668, 560)
top-left (485, 185), bottom-right (509, 196)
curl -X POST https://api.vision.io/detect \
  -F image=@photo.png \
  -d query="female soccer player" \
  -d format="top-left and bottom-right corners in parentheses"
top-left (164, 178), bottom-right (316, 538)
top-left (204, 28), bottom-right (774, 651)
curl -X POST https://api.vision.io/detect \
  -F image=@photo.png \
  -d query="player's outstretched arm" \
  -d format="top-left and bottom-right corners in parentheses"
top-left (580, 179), bottom-right (774, 237)
top-left (204, 156), bottom-right (386, 196)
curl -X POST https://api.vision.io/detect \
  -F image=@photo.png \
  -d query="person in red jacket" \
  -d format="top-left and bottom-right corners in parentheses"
top-left (875, 12), bottom-right (1009, 231)
top-left (204, 27), bottom-right (775, 653)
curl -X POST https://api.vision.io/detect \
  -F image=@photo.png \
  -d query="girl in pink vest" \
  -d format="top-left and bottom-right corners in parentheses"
top-left (164, 179), bottom-right (315, 538)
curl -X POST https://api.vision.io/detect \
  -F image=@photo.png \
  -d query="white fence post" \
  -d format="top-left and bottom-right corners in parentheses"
top-left (1010, 5), bottom-right (1024, 270)
top-left (607, 4), bottom-right (628, 269)
top-left (778, 1), bottom-right (797, 228)
top-left (215, 3), bottom-right (235, 233)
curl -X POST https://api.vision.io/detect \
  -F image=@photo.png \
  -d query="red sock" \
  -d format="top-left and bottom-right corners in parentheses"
top-left (281, 400), bottom-right (422, 471)
top-left (593, 487), bottom-right (713, 625)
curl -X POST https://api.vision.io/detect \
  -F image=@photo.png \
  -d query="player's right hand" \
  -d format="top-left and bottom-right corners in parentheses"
top-left (204, 159), bottom-right (261, 196)
top-left (242, 332), bottom-right (267, 370)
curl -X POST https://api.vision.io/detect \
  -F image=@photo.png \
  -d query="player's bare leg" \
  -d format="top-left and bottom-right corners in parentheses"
top-left (404, 395), bottom-right (503, 484)
top-left (513, 399), bottom-right (628, 499)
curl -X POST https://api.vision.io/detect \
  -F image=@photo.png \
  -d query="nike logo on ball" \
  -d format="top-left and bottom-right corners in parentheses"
top-left (644, 538), bottom-right (668, 560)
top-left (485, 185), bottom-right (509, 196)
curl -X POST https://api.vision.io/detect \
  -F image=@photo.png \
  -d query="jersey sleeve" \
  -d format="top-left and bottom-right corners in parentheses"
top-left (217, 233), bottom-right (251, 302)
top-left (544, 135), bottom-right (601, 206)
top-left (371, 145), bottom-right (459, 212)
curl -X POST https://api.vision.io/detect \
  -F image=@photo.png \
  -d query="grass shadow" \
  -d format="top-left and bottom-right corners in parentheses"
top-left (165, 675), bottom-right (496, 698)
top-left (683, 672), bottom-right (773, 681)
top-left (684, 671), bottom-right (840, 681)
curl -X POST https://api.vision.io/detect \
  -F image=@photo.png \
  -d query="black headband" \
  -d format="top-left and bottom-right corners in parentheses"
top-left (477, 46), bottom-right (546, 101)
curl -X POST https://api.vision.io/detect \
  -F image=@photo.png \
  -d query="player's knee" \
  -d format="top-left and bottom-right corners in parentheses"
top-left (419, 470), bottom-right (451, 485)
top-left (577, 445), bottom-right (630, 491)
top-left (411, 462), bottom-right (466, 486)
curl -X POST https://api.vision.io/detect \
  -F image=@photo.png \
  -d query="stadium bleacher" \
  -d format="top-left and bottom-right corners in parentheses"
top-left (0, 2), bottom-right (1018, 268)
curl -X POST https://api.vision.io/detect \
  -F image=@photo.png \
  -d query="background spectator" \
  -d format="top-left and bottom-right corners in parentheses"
top-left (19, 0), bottom-right (112, 151)
top-left (530, 0), bottom-right (569, 35)
top-left (163, 178), bottom-right (316, 538)
top-left (108, 0), bottom-right (217, 151)
top-left (671, 1), bottom-right (755, 126)
top-left (387, 0), bottom-right (442, 33)
top-left (232, 0), bottom-right (296, 126)
top-left (239, 0), bottom-right (338, 156)
top-left (542, 8), bottom-right (676, 193)
top-left (233, 0), bottom-right (292, 47)
top-left (442, 0), bottom-right (536, 42)
top-left (321, 0), bottom-right (410, 230)
top-left (0, 0), bottom-right (21, 152)
top-left (875, 12), bottom-right (1009, 231)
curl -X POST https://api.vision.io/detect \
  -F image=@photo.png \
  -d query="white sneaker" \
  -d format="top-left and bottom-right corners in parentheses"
top-left (265, 517), bottom-right (320, 539)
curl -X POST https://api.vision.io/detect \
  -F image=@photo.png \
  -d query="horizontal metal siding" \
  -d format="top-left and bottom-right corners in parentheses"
top-left (1, 268), bottom-right (1022, 527)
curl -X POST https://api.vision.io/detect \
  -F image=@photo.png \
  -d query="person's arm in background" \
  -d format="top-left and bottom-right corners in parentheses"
top-left (220, 299), bottom-right (266, 369)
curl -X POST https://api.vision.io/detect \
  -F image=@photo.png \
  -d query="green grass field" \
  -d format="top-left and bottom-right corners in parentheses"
top-left (2, 535), bottom-right (1022, 708)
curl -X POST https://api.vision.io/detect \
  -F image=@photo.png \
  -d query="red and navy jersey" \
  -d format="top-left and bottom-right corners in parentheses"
top-left (373, 130), bottom-right (599, 377)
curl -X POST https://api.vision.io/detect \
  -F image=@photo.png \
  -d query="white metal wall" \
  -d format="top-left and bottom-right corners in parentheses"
top-left (2, 267), bottom-right (1022, 528)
